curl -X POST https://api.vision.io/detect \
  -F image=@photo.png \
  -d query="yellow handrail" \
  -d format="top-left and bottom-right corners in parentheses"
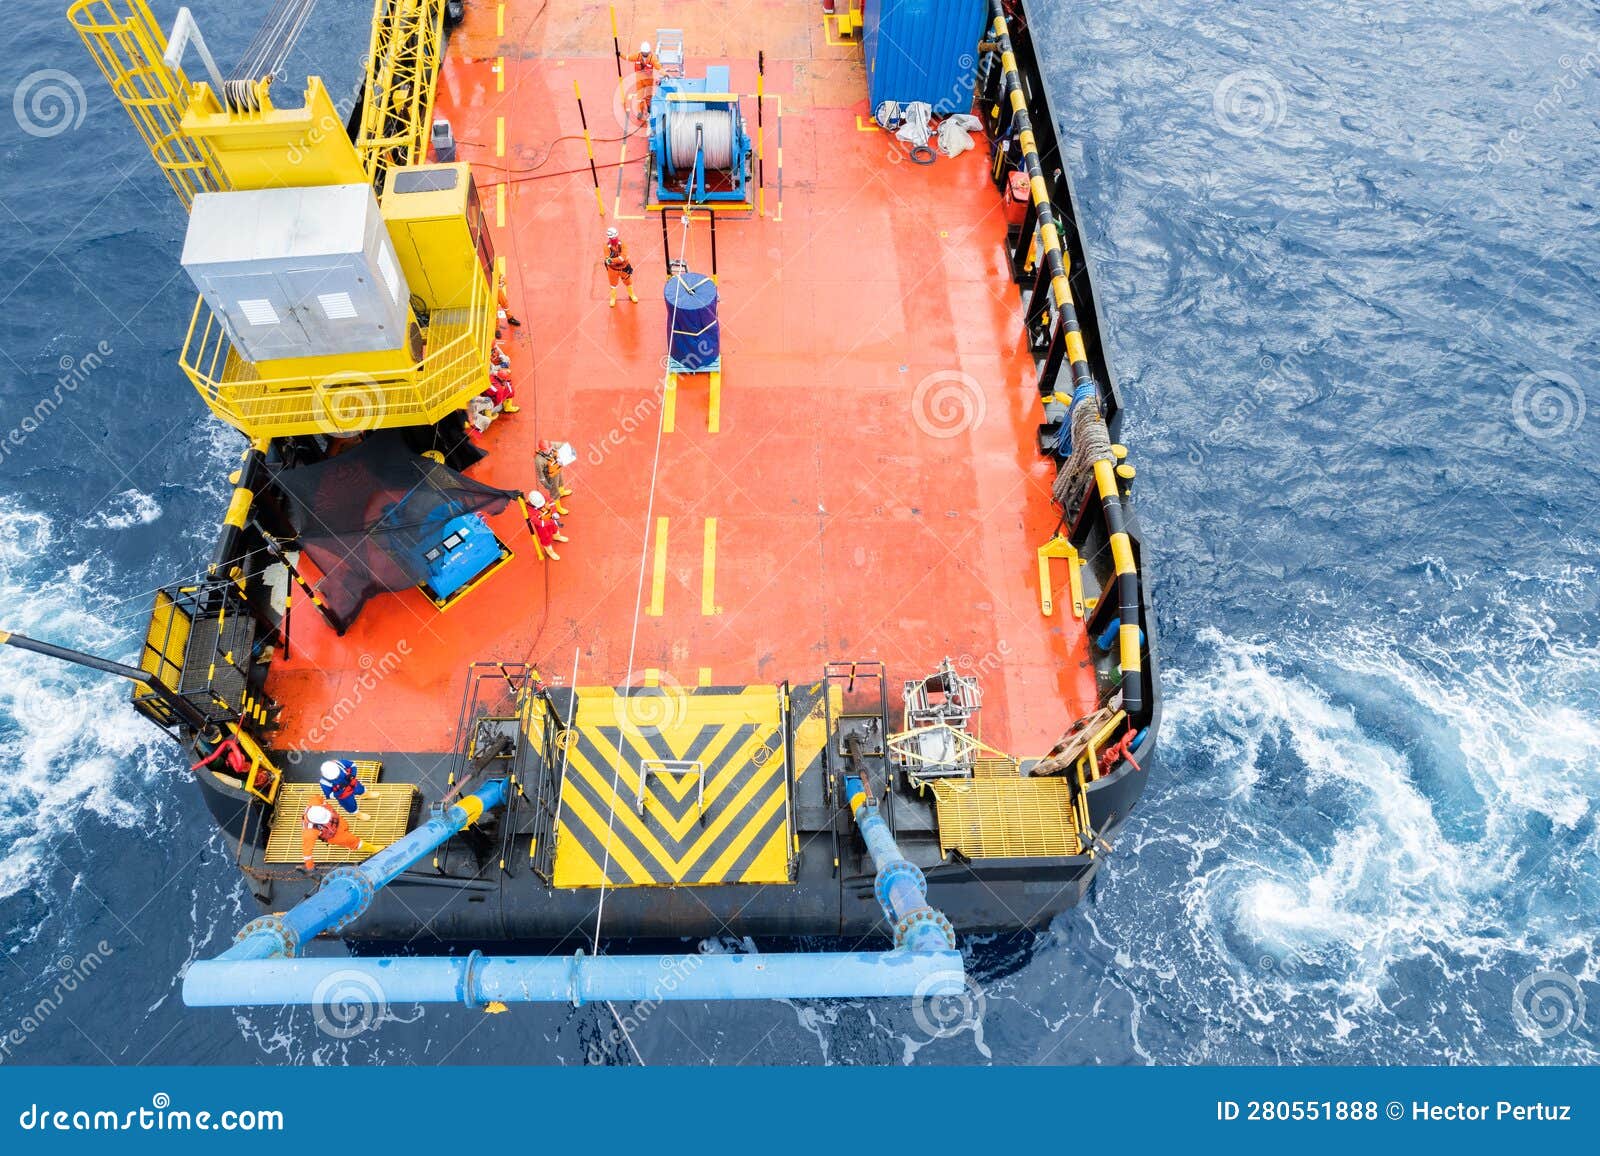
top-left (178, 269), bottom-right (494, 439)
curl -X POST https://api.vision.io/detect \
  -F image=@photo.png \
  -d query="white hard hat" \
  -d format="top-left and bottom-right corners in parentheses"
top-left (528, 490), bottom-right (547, 509)
top-left (319, 760), bottom-right (343, 782)
top-left (306, 805), bottom-right (333, 825)
top-left (606, 227), bottom-right (620, 239)
top-left (641, 41), bottom-right (651, 53)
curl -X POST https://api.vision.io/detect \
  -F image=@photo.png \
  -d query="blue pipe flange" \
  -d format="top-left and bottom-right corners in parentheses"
top-left (875, 858), bottom-right (926, 912)
top-left (894, 906), bottom-right (957, 951)
top-left (458, 949), bottom-right (485, 1008)
top-left (319, 866), bottom-right (376, 934)
top-left (234, 916), bottom-right (298, 959)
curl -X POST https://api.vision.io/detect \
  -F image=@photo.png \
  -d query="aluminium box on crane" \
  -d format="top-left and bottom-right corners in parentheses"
top-left (181, 184), bottom-right (411, 364)
top-left (862, 0), bottom-right (989, 115)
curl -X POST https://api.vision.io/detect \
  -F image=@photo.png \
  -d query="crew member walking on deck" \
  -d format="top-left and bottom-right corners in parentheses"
top-left (301, 803), bottom-right (373, 871)
top-left (527, 490), bottom-right (570, 561)
top-left (603, 227), bottom-right (638, 307)
top-left (319, 759), bottom-right (371, 819)
top-left (626, 41), bottom-right (658, 124)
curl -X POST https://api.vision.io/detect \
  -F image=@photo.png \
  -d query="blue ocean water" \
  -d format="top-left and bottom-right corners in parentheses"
top-left (1, 0), bottom-right (1596, 1065)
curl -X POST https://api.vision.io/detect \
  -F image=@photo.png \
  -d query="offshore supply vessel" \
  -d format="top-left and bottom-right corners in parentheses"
top-left (6, 0), bottom-right (1159, 1008)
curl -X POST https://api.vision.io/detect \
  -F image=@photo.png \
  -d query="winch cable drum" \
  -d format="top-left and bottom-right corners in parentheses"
top-left (666, 107), bottom-right (737, 172)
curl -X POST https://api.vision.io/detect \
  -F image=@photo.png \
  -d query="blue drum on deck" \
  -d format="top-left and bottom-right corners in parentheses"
top-left (664, 272), bottom-right (720, 371)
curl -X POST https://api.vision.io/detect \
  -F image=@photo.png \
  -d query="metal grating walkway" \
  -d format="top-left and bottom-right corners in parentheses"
top-left (264, 761), bottom-right (417, 864)
top-left (931, 778), bottom-right (1080, 859)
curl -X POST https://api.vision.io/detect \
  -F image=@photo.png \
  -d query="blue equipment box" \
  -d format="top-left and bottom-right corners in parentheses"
top-left (418, 513), bottom-right (512, 606)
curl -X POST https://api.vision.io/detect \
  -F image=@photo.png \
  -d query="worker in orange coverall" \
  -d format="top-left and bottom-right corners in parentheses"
top-left (625, 41), bottom-right (658, 123)
top-left (603, 227), bottom-right (638, 307)
top-left (301, 803), bottom-right (373, 871)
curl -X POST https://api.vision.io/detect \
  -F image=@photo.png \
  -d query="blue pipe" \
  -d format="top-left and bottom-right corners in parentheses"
top-left (221, 778), bottom-right (511, 960)
top-left (1094, 617), bottom-right (1146, 654)
top-left (182, 772), bottom-right (967, 1009)
top-left (843, 774), bottom-right (956, 953)
top-left (183, 949), bottom-right (966, 1007)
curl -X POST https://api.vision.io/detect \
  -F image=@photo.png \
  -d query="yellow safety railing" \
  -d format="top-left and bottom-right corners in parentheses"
top-left (67, 0), bottom-right (227, 209)
top-left (178, 269), bottom-right (495, 440)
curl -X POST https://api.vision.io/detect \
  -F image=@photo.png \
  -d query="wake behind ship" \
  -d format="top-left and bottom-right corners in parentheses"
top-left (5, 0), bottom-right (1160, 1010)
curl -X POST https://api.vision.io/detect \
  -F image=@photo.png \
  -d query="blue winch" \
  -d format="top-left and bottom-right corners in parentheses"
top-left (648, 64), bottom-right (753, 205)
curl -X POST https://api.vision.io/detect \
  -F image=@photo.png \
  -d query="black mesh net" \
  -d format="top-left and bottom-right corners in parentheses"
top-left (269, 431), bottom-right (521, 634)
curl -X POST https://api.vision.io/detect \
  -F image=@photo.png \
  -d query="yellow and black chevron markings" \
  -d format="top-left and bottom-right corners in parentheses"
top-left (553, 686), bottom-right (793, 888)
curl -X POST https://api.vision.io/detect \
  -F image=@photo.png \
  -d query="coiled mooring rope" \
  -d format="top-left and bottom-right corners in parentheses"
top-left (1054, 383), bottom-right (1114, 509)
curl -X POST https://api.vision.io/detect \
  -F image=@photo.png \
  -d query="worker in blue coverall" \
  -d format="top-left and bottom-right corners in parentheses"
top-left (319, 759), bottom-right (371, 820)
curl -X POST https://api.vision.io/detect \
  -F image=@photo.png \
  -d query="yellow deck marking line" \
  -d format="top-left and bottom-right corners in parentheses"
top-left (496, 182), bottom-right (506, 228)
top-left (698, 668), bottom-right (713, 687)
top-left (701, 518), bottom-right (718, 615)
top-left (643, 668), bottom-right (660, 687)
top-left (708, 371), bottom-right (722, 433)
top-left (496, 116), bottom-right (505, 157)
top-left (497, 56), bottom-right (505, 93)
top-left (497, 2), bottom-right (504, 37)
top-left (647, 516), bottom-right (669, 616)
top-left (662, 374), bottom-right (677, 433)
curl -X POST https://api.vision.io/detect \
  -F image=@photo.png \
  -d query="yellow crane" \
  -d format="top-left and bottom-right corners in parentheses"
top-left (67, 0), bottom-right (495, 441)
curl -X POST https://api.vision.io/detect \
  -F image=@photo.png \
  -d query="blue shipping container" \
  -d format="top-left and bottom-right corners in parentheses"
top-left (863, 0), bottom-right (989, 114)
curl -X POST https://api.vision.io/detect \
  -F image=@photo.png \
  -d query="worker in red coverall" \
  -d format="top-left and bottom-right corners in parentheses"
top-left (527, 489), bottom-right (570, 561)
top-left (485, 367), bottom-right (519, 414)
top-left (603, 227), bottom-right (638, 307)
top-left (301, 803), bottom-right (373, 871)
top-left (625, 41), bottom-right (658, 124)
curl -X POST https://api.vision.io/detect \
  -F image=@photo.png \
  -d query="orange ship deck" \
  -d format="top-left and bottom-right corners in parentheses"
top-left (265, 0), bottom-right (1098, 759)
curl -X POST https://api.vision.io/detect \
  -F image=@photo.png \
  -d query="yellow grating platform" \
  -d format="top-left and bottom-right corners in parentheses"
top-left (553, 686), bottom-right (791, 888)
top-left (264, 761), bottom-right (418, 864)
top-left (972, 756), bottom-right (1022, 778)
top-left (931, 779), bottom-right (1081, 859)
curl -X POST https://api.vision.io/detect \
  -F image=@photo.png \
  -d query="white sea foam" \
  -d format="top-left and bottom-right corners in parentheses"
top-left (87, 488), bottom-right (162, 530)
top-left (0, 496), bottom-right (171, 903)
top-left (1148, 620), bottom-right (1600, 1057)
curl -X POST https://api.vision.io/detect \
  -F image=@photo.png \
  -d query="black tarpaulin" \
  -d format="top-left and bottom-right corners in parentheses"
top-left (269, 432), bottom-right (521, 634)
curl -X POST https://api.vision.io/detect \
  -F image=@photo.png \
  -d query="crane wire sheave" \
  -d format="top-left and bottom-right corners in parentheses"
top-left (356, 0), bottom-right (449, 193)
